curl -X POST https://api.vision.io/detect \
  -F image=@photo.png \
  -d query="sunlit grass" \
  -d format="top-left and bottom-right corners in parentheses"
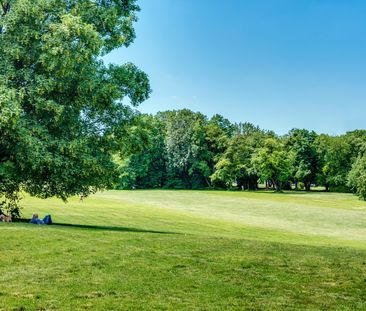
top-left (1, 190), bottom-right (366, 310)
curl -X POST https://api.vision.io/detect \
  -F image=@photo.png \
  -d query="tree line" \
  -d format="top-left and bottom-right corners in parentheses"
top-left (116, 109), bottom-right (366, 200)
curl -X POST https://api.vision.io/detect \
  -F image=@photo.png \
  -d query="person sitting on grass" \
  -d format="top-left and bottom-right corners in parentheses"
top-left (0, 214), bottom-right (12, 222)
top-left (29, 213), bottom-right (53, 225)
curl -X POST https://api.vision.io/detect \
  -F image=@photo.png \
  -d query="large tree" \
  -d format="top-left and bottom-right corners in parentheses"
top-left (0, 0), bottom-right (151, 216)
top-left (115, 114), bottom-right (166, 189)
top-left (162, 109), bottom-right (209, 189)
top-left (315, 134), bottom-right (352, 192)
top-left (285, 129), bottom-right (319, 191)
top-left (211, 123), bottom-right (267, 190)
top-left (252, 137), bottom-right (292, 191)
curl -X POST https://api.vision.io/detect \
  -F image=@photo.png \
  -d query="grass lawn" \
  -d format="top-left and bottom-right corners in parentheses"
top-left (1, 190), bottom-right (366, 310)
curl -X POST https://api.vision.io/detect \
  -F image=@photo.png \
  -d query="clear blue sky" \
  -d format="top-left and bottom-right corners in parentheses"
top-left (104, 0), bottom-right (366, 135)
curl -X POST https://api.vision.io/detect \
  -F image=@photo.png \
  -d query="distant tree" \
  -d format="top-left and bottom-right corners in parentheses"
top-left (315, 135), bottom-right (351, 191)
top-left (161, 109), bottom-right (209, 189)
top-left (0, 0), bottom-right (151, 216)
top-left (115, 114), bottom-right (166, 189)
top-left (212, 123), bottom-right (269, 190)
top-left (343, 130), bottom-right (366, 159)
top-left (203, 114), bottom-right (234, 188)
top-left (252, 137), bottom-right (292, 191)
top-left (347, 153), bottom-right (366, 200)
top-left (285, 129), bottom-right (319, 191)
top-left (315, 131), bottom-right (366, 192)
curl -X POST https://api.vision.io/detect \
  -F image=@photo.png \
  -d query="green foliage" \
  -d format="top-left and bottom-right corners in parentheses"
top-left (344, 130), bottom-right (366, 157)
top-left (252, 137), bottom-right (292, 191)
top-left (117, 112), bottom-right (366, 199)
top-left (286, 129), bottom-right (319, 191)
top-left (315, 134), bottom-right (352, 191)
top-left (0, 0), bottom-right (151, 213)
top-left (315, 131), bottom-right (366, 193)
top-left (347, 154), bottom-right (366, 200)
top-left (0, 191), bottom-right (21, 218)
top-left (297, 182), bottom-right (305, 190)
top-left (163, 109), bottom-right (209, 189)
top-left (115, 114), bottom-right (166, 189)
top-left (116, 110), bottom-right (237, 190)
top-left (211, 123), bottom-right (266, 189)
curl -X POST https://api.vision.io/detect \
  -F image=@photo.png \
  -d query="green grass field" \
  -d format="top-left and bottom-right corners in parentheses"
top-left (1, 190), bottom-right (366, 310)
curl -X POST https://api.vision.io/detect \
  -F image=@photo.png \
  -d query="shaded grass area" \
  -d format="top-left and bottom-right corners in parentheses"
top-left (1, 190), bottom-right (366, 310)
top-left (51, 223), bottom-right (178, 234)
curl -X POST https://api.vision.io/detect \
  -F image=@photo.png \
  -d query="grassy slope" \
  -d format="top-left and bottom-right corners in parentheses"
top-left (1, 190), bottom-right (366, 310)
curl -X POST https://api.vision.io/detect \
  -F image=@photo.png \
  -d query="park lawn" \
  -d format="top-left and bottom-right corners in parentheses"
top-left (1, 190), bottom-right (366, 310)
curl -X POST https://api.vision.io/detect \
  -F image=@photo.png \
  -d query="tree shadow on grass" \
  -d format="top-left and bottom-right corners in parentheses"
top-left (17, 219), bottom-right (178, 234)
top-left (53, 223), bottom-right (179, 234)
top-left (254, 190), bottom-right (318, 195)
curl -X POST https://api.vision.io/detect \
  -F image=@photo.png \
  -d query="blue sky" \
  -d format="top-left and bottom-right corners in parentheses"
top-left (104, 0), bottom-right (366, 135)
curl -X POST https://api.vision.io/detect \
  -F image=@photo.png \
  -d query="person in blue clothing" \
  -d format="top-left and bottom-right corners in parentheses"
top-left (29, 213), bottom-right (44, 224)
top-left (29, 213), bottom-right (52, 225)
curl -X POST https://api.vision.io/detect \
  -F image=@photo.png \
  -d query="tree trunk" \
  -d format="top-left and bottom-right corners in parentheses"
top-left (272, 179), bottom-right (281, 191)
top-left (204, 176), bottom-right (212, 189)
